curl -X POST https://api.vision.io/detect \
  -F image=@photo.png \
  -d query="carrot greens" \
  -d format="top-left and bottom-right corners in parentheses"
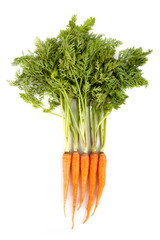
top-left (9, 15), bottom-right (152, 227)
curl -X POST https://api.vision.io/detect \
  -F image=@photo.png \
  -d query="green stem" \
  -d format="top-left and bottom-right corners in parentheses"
top-left (88, 102), bottom-right (92, 147)
top-left (51, 75), bottom-right (86, 152)
top-left (60, 94), bottom-right (70, 152)
top-left (62, 89), bottom-right (85, 147)
top-left (48, 112), bottom-right (63, 118)
top-left (100, 117), bottom-right (107, 152)
top-left (38, 103), bottom-right (63, 118)
top-left (96, 108), bottom-right (112, 134)
top-left (70, 122), bottom-right (76, 141)
top-left (64, 101), bottom-right (68, 139)
top-left (72, 70), bottom-right (89, 153)
top-left (83, 98), bottom-right (88, 153)
top-left (98, 109), bottom-right (103, 147)
top-left (67, 100), bottom-right (70, 151)
top-left (50, 76), bottom-right (82, 139)
top-left (91, 105), bottom-right (97, 153)
top-left (78, 98), bottom-right (84, 139)
top-left (76, 98), bottom-right (79, 140)
top-left (60, 94), bottom-right (65, 136)
top-left (75, 98), bottom-right (79, 151)
top-left (70, 99), bottom-right (79, 152)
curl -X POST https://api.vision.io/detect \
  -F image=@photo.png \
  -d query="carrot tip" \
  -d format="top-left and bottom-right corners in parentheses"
top-left (77, 204), bottom-right (82, 211)
top-left (83, 217), bottom-right (89, 224)
top-left (91, 209), bottom-right (96, 216)
top-left (72, 217), bottom-right (75, 229)
top-left (83, 213), bottom-right (90, 224)
top-left (64, 204), bottom-right (66, 217)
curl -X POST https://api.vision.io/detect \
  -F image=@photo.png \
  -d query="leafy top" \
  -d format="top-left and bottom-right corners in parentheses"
top-left (9, 15), bottom-right (152, 114)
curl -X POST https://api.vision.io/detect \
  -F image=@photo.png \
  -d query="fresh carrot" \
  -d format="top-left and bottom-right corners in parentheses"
top-left (92, 152), bottom-right (107, 216)
top-left (63, 152), bottom-right (72, 217)
top-left (72, 151), bottom-right (80, 229)
top-left (9, 15), bottom-right (152, 228)
top-left (78, 153), bottom-right (89, 210)
top-left (83, 152), bottom-right (98, 223)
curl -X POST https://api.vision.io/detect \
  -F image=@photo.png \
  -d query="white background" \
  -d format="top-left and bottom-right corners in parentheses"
top-left (0, 0), bottom-right (160, 239)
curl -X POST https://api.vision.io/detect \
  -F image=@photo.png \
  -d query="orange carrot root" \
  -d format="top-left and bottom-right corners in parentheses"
top-left (92, 152), bottom-right (107, 216)
top-left (71, 151), bottom-right (80, 229)
top-left (83, 152), bottom-right (98, 223)
top-left (63, 152), bottom-right (72, 217)
top-left (78, 153), bottom-right (89, 210)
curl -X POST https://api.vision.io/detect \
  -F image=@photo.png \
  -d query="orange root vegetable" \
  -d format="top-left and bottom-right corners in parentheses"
top-left (78, 153), bottom-right (89, 210)
top-left (71, 151), bottom-right (80, 229)
top-left (92, 152), bottom-right (107, 216)
top-left (63, 152), bottom-right (72, 217)
top-left (83, 152), bottom-right (98, 223)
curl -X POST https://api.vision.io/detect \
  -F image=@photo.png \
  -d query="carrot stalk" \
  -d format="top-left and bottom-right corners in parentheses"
top-left (71, 151), bottom-right (80, 229)
top-left (92, 152), bottom-right (107, 216)
top-left (83, 152), bottom-right (98, 223)
top-left (63, 152), bottom-right (72, 217)
top-left (78, 153), bottom-right (89, 210)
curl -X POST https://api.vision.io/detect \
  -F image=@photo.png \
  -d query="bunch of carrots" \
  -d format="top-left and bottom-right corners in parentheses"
top-left (9, 15), bottom-right (152, 228)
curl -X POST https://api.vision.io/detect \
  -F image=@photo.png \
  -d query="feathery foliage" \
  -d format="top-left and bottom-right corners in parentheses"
top-left (9, 15), bottom-right (152, 153)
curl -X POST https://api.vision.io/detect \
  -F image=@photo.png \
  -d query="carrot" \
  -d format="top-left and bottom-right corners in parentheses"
top-left (71, 151), bottom-right (80, 229)
top-left (92, 152), bottom-right (107, 216)
top-left (83, 152), bottom-right (98, 223)
top-left (63, 152), bottom-right (72, 217)
top-left (78, 153), bottom-right (89, 210)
